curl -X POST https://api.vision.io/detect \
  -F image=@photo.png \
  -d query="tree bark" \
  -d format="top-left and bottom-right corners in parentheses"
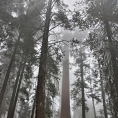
top-left (31, 98), bottom-right (36, 118)
top-left (101, 77), bottom-right (108, 118)
top-left (0, 34), bottom-right (21, 109)
top-left (7, 62), bottom-right (22, 118)
top-left (89, 64), bottom-right (97, 118)
top-left (80, 49), bottom-right (86, 118)
top-left (92, 98), bottom-right (97, 118)
top-left (35, 0), bottom-right (52, 117)
top-left (8, 62), bottom-right (25, 118)
top-left (98, 62), bottom-right (108, 118)
top-left (61, 43), bottom-right (71, 118)
top-left (103, 16), bottom-right (118, 96)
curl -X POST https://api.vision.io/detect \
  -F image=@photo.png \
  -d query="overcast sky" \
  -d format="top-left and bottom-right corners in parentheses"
top-left (63, 0), bottom-right (77, 9)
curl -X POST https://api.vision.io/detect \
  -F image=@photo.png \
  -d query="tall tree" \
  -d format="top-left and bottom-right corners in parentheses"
top-left (86, 0), bottom-right (118, 96)
top-left (80, 48), bottom-right (86, 118)
top-left (71, 40), bottom-right (89, 118)
top-left (0, 33), bottom-right (21, 109)
top-left (61, 32), bottom-right (71, 118)
top-left (36, 0), bottom-right (52, 117)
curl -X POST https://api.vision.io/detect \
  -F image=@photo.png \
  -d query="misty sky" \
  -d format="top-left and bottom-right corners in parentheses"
top-left (63, 0), bottom-right (77, 9)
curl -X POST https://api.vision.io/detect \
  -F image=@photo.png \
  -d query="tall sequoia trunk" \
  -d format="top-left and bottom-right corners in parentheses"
top-left (8, 63), bottom-right (25, 118)
top-left (61, 43), bottom-right (71, 118)
top-left (103, 14), bottom-right (118, 96)
top-left (80, 49), bottom-right (86, 118)
top-left (0, 34), bottom-right (21, 109)
top-left (36, 0), bottom-right (52, 117)
top-left (7, 62), bottom-right (22, 118)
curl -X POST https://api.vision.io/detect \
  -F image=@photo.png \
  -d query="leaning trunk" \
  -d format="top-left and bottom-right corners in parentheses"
top-left (0, 34), bottom-right (21, 110)
top-left (36, 0), bottom-right (52, 117)
top-left (80, 49), bottom-right (86, 118)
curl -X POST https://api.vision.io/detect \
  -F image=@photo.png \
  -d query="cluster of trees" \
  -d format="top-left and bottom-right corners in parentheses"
top-left (0, 0), bottom-right (118, 118)
top-left (71, 0), bottom-right (118, 118)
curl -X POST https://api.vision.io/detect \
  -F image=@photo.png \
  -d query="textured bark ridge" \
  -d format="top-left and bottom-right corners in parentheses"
top-left (61, 43), bottom-right (71, 118)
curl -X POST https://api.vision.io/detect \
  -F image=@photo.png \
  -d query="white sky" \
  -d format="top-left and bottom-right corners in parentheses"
top-left (63, 0), bottom-right (77, 9)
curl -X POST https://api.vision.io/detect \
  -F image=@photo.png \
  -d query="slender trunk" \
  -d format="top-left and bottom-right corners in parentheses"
top-left (31, 86), bottom-right (37, 118)
top-left (80, 50), bottom-right (86, 118)
top-left (0, 34), bottom-right (20, 109)
top-left (101, 78), bottom-right (108, 118)
top-left (98, 62), bottom-right (108, 118)
top-left (0, 84), bottom-right (8, 117)
top-left (61, 43), bottom-right (71, 118)
top-left (103, 18), bottom-right (118, 96)
top-left (89, 64), bottom-right (96, 118)
top-left (9, 63), bottom-right (25, 118)
top-left (109, 79), bottom-right (117, 118)
top-left (92, 98), bottom-right (97, 118)
top-left (52, 98), bottom-right (54, 118)
top-left (36, 0), bottom-right (52, 117)
top-left (7, 63), bottom-right (22, 118)
top-left (31, 98), bottom-right (36, 118)
top-left (108, 94), bottom-right (114, 117)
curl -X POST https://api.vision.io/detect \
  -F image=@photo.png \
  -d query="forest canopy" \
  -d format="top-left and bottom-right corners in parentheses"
top-left (0, 0), bottom-right (118, 118)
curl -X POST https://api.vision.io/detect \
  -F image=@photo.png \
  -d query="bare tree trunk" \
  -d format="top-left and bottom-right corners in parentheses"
top-left (61, 43), bottom-right (71, 118)
top-left (52, 98), bottom-right (55, 118)
top-left (7, 62), bottom-right (22, 118)
top-left (0, 34), bottom-right (21, 110)
top-left (31, 98), bottom-right (36, 118)
top-left (35, 0), bottom-right (52, 117)
top-left (89, 64), bottom-right (96, 118)
top-left (98, 62), bottom-right (108, 118)
top-left (100, 77), bottom-right (108, 118)
top-left (92, 98), bottom-right (97, 118)
top-left (80, 49), bottom-right (86, 118)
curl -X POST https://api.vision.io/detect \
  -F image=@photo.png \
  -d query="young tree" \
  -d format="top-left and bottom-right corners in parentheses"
top-left (71, 39), bottom-right (90, 118)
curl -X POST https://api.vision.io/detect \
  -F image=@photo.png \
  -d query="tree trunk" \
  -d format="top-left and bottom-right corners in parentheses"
top-left (89, 65), bottom-right (96, 118)
top-left (103, 17), bottom-right (118, 96)
top-left (0, 34), bottom-right (21, 109)
top-left (80, 49), bottom-right (86, 118)
top-left (35, 0), bottom-right (52, 117)
top-left (98, 62), bottom-right (108, 118)
top-left (31, 98), bottom-right (36, 118)
top-left (8, 62), bottom-right (25, 118)
top-left (101, 77), bottom-right (108, 118)
top-left (61, 43), bottom-right (71, 118)
top-left (92, 98), bottom-right (97, 118)
top-left (7, 62), bottom-right (22, 118)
